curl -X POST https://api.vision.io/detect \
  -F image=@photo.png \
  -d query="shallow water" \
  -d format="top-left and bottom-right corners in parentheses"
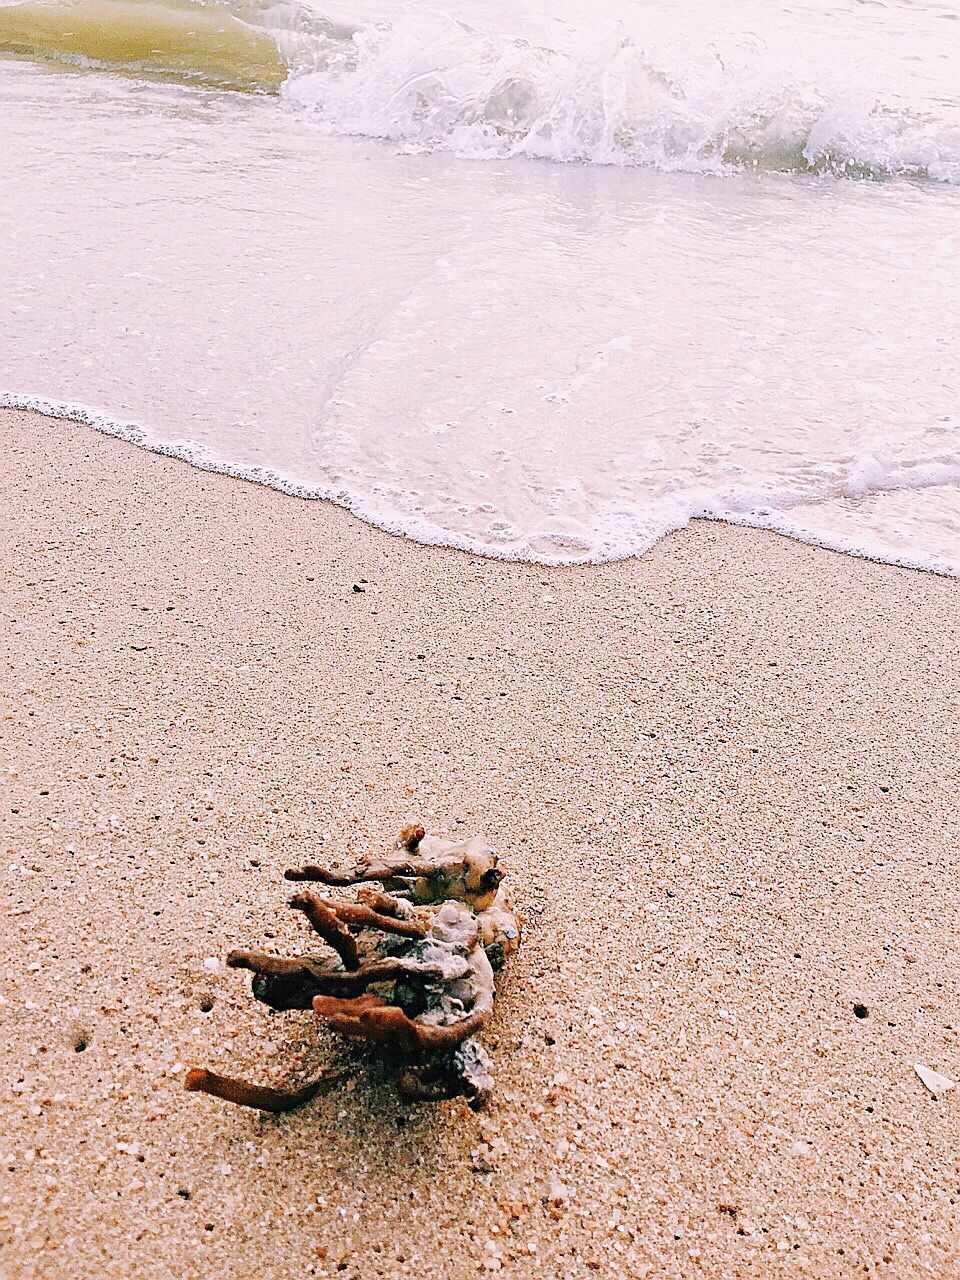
top-left (1, 0), bottom-right (959, 572)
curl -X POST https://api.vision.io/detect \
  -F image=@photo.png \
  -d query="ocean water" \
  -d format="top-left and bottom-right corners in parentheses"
top-left (1, 0), bottom-right (958, 572)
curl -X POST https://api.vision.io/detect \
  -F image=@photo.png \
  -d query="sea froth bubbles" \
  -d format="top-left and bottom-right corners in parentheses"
top-left (1, 0), bottom-right (959, 575)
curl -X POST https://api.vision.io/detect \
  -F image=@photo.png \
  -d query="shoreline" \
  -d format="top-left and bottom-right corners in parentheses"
top-left (2, 406), bottom-right (959, 1279)
top-left (3, 396), bottom-right (958, 582)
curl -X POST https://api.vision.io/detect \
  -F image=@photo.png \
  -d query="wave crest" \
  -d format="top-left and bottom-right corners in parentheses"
top-left (1, 0), bottom-right (958, 179)
top-left (277, 8), bottom-right (960, 181)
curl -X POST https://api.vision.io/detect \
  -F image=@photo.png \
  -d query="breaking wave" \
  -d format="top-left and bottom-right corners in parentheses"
top-left (1, 0), bottom-right (959, 180)
top-left (277, 8), bottom-right (960, 181)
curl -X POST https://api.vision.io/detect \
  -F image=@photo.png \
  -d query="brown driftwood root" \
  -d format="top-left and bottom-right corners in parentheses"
top-left (186, 827), bottom-right (520, 1113)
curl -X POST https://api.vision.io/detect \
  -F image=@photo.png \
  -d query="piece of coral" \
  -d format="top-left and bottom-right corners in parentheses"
top-left (186, 826), bottom-right (520, 1114)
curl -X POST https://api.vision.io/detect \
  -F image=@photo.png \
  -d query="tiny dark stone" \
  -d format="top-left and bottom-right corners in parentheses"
top-left (130, 643), bottom-right (148, 652)
top-left (854, 1003), bottom-right (869, 1019)
top-left (177, 1189), bottom-right (191, 1200)
top-left (352, 583), bottom-right (366, 593)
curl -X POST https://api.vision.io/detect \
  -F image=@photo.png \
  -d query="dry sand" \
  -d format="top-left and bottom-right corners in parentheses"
top-left (2, 406), bottom-right (959, 1280)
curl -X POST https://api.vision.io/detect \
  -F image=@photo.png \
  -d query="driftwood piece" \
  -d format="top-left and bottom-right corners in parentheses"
top-left (186, 827), bottom-right (520, 1113)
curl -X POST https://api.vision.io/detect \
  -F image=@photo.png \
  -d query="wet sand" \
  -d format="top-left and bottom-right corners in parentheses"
top-left (2, 406), bottom-right (959, 1279)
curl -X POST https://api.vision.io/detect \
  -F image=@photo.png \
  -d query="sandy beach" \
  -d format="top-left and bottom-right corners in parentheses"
top-left (2, 404), bottom-right (959, 1279)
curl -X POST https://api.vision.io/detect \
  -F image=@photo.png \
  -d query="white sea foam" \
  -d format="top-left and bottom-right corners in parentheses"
top-left (4, 388), bottom-right (959, 577)
top-left (2, 0), bottom-right (959, 181)
top-left (277, 2), bottom-right (960, 182)
top-left (1, 10), bottom-right (959, 577)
